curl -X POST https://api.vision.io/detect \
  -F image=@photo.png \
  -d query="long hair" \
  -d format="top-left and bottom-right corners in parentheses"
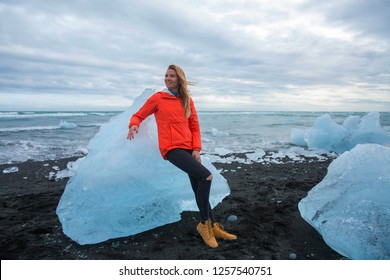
top-left (168, 64), bottom-right (193, 118)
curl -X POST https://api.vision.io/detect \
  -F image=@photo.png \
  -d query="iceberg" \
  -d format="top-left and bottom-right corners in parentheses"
top-left (298, 144), bottom-right (390, 259)
top-left (56, 89), bottom-right (231, 245)
top-left (290, 112), bottom-right (390, 153)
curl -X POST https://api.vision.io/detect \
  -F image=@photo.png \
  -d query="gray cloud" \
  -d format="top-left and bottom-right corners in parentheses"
top-left (0, 0), bottom-right (389, 111)
top-left (307, 0), bottom-right (390, 38)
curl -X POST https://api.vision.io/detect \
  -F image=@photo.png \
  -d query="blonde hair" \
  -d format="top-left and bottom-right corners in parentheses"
top-left (168, 64), bottom-right (193, 118)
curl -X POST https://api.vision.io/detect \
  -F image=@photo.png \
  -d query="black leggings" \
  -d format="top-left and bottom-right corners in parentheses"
top-left (166, 148), bottom-right (215, 222)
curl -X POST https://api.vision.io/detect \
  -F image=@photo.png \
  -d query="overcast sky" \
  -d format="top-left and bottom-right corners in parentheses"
top-left (0, 0), bottom-right (389, 111)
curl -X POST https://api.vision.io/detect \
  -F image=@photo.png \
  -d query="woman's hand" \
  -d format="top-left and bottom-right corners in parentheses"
top-left (127, 125), bottom-right (139, 140)
top-left (192, 150), bottom-right (201, 163)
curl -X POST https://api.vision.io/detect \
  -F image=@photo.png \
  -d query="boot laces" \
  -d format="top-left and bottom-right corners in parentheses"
top-left (206, 221), bottom-right (215, 239)
top-left (215, 222), bottom-right (224, 229)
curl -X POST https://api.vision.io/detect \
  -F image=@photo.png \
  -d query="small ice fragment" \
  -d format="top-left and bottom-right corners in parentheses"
top-left (3, 166), bottom-right (19, 174)
top-left (211, 127), bottom-right (230, 137)
top-left (59, 121), bottom-right (77, 129)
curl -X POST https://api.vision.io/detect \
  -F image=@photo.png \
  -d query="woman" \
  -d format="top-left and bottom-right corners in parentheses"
top-left (127, 65), bottom-right (236, 248)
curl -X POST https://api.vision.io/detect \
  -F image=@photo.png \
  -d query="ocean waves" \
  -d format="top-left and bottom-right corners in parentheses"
top-left (0, 122), bottom-right (101, 132)
top-left (0, 111), bottom-right (119, 164)
top-left (0, 111), bottom-right (117, 119)
top-left (0, 138), bottom-right (88, 163)
top-left (1, 110), bottom-right (389, 164)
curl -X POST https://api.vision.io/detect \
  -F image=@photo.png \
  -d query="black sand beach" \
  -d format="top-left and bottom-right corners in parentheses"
top-left (0, 156), bottom-right (343, 260)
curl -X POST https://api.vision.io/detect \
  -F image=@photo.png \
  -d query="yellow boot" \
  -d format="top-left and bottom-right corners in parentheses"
top-left (213, 223), bottom-right (237, 240)
top-left (197, 220), bottom-right (218, 248)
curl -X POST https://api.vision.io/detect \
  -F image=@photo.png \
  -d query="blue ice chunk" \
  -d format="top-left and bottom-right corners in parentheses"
top-left (298, 144), bottom-right (390, 259)
top-left (290, 112), bottom-right (390, 153)
top-left (56, 89), bottom-right (231, 245)
top-left (304, 114), bottom-right (348, 152)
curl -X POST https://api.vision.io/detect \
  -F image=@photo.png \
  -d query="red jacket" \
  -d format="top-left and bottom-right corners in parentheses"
top-left (129, 91), bottom-right (202, 159)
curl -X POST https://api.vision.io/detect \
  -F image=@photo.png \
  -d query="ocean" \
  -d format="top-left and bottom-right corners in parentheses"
top-left (1, 111), bottom-right (390, 164)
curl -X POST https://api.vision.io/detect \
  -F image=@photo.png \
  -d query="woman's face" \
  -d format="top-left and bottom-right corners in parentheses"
top-left (165, 69), bottom-right (179, 92)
